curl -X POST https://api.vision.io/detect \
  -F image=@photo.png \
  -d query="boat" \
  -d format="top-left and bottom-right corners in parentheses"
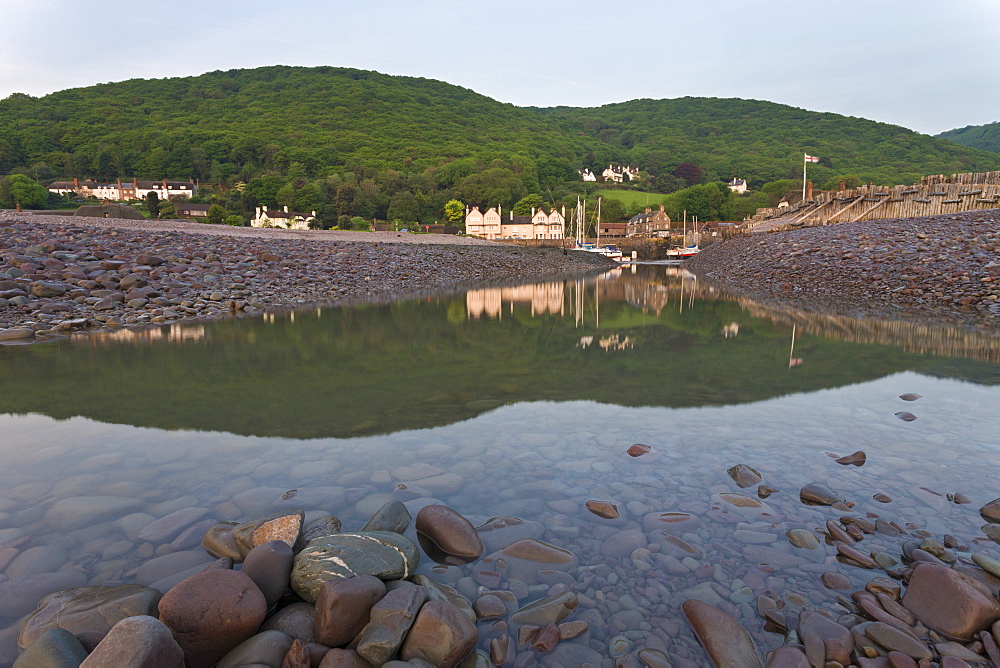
top-left (570, 198), bottom-right (627, 261)
top-left (665, 211), bottom-right (700, 258)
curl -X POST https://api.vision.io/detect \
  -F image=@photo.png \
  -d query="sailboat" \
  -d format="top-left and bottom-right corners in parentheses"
top-left (574, 197), bottom-right (625, 261)
top-left (666, 211), bottom-right (700, 258)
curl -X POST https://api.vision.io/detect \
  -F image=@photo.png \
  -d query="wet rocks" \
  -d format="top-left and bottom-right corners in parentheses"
top-left (314, 575), bottom-right (387, 647)
top-left (78, 615), bottom-right (183, 667)
top-left (584, 499), bottom-right (620, 519)
top-left (681, 599), bottom-right (763, 668)
top-left (355, 584), bottom-right (428, 665)
top-left (901, 562), bottom-right (1000, 640)
top-left (231, 509), bottom-right (304, 558)
top-left (799, 482), bottom-right (844, 506)
top-left (835, 450), bottom-right (866, 466)
top-left (980, 497), bottom-right (1000, 523)
top-left (399, 599), bottom-right (478, 667)
top-left (414, 505), bottom-right (483, 565)
top-left (157, 569), bottom-right (267, 667)
top-left (291, 531), bottom-right (420, 602)
top-left (727, 463), bottom-right (763, 488)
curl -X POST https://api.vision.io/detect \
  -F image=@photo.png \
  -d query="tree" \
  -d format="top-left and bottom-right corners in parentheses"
top-left (674, 162), bottom-right (703, 186)
top-left (443, 199), bottom-right (465, 223)
top-left (157, 200), bottom-right (178, 219)
top-left (349, 216), bottom-right (370, 231)
top-left (145, 191), bottom-right (160, 219)
top-left (225, 214), bottom-right (244, 226)
top-left (206, 203), bottom-right (227, 225)
top-left (512, 194), bottom-right (544, 215)
top-left (652, 172), bottom-right (685, 194)
top-left (6, 175), bottom-right (48, 209)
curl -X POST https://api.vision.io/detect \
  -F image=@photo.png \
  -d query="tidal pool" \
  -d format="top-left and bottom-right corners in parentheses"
top-left (0, 264), bottom-right (998, 665)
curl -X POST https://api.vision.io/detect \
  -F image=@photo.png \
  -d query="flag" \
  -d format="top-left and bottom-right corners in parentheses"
top-left (804, 154), bottom-right (820, 163)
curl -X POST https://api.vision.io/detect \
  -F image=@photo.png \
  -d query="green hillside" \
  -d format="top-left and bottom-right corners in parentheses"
top-left (937, 122), bottom-right (1000, 155)
top-left (2, 65), bottom-right (999, 225)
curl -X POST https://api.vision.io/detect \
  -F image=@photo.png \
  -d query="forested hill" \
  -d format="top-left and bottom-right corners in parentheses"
top-left (937, 122), bottom-right (1000, 155)
top-left (2, 65), bottom-right (999, 225)
top-left (538, 97), bottom-right (1000, 185)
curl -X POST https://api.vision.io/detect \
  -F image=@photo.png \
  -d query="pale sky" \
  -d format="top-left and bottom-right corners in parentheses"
top-left (2, 0), bottom-right (997, 135)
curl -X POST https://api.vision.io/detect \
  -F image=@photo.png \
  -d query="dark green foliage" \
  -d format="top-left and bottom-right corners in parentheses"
top-left (206, 203), bottom-right (226, 224)
top-left (144, 191), bottom-right (159, 218)
top-left (937, 122), bottom-right (1000, 154)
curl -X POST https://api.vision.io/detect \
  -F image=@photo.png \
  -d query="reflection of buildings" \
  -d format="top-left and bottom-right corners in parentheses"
top-left (467, 283), bottom-right (566, 319)
top-left (88, 323), bottom-right (206, 345)
top-left (578, 334), bottom-right (634, 351)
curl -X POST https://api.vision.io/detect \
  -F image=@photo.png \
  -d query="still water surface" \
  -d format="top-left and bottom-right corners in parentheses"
top-left (1, 264), bottom-right (999, 665)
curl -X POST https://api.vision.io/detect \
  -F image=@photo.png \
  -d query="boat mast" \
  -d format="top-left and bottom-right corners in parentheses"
top-left (596, 197), bottom-right (602, 247)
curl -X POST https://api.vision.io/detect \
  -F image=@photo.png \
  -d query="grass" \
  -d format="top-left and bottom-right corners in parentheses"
top-left (594, 189), bottom-right (668, 208)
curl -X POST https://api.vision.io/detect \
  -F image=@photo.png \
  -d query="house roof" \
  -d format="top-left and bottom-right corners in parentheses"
top-left (177, 203), bottom-right (211, 212)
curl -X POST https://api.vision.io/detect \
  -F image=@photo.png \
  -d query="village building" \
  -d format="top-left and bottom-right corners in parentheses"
top-left (464, 205), bottom-right (566, 240)
top-left (250, 205), bottom-right (316, 229)
top-left (727, 178), bottom-right (748, 194)
top-left (595, 222), bottom-right (627, 238)
top-left (578, 168), bottom-right (597, 182)
top-left (47, 178), bottom-right (198, 200)
top-left (602, 164), bottom-right (640, 183)
top-left (627, 204), bottom-right (673, 237)
top-left (175, 203), bottom-right (211, 218)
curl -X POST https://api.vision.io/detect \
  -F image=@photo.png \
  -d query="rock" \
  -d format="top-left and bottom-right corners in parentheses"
top-left (763, 646), bottom-right (809, 667)
top-left (31, 281), bottom-right (69, 297)
top-left (363, 500), bottom-right (412, 534)
top-left (137, 507), bottom-right (210, 543)
top-left (980, 498), bottom-right (1000, 524)
top-left (727, 464), bottom-right (763, 488)
top-left (43, 496), bottom-right (144, 531)
top-left (982, 524), bottom-right (1000, 545)
top-left (135, 550), bottom-right (216, 586)
top-left (0, 327), bottom-right (35, 341)
top-left (973, 553), bottom-right (1000, 579)
top-left (291, 532), bottom-right (420, 602)
top-left (79, 615), bottom-right (183, 667)
top-left (18, 584), bottom-right (162, 650)
top-left (314, 575), bottom-right (387, 647)
top-left (399, 600), bottom-right (478, 668)
top-left (6, 545), bottom-right (69, 578)
top-left (799, 482), bottom-right (844, 506)
top-left (158, 568), bottom-right (267, 667)
top-left (901, 562), bottom-right (1000, 640)
top-left (681, 599), bottom-right (763, 668)
top-left (786, 529), bottom-right (819, 549)
top-left (717, 492), bottom-right (764, 508)
top-left (865, 622), bottom-right (932, 659)
top-left (409, 575), bottom-right (476, 626)
top-left (835, 450), bottom-right (866, 466)
top-left (798, 611), bottom-right (852, 665)
top-left (217, 630), bottom-right (294, 668)
top-left (472, 594), bottom-right (506, 620)
top-left (627, 444), bottom-right (652, 457)
top-left (510, 591), bottom-right (579, 626)
top-left (0, 571), bottom-right (90, 620)
top-left (302, 515), bottom-right (344, 543)
top-left (895, 411), bottom-right (917, 421)
top-left (637, 647), bottom-right (674, 668)
top-left (493, 538), bottom-right (578, 584)
top-left (474, 516), bottom-right (544, 553)
top-left (899, 393), bottom-right (922, 401)
top-left (257, 602), bottom-right (315, 644)
top-left (318, 648), bottom-right (374, 667)
top-left (232, 509), bottom-right (304, 558)
top-left (585, 500), bottom-right (620, 519)
top-left (12, 628), bottom-right (87, 668)
top-left (242, 540), bottom-right (294, 608)
top-left (356, 584), bottom-right (428, 665)
top-left (415, 505), bottom-right (484, 565)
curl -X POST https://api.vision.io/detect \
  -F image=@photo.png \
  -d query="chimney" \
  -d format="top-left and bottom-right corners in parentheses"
top-left (659, 204), bottom-right (665, 212)
top-left (255, 206), bottom-right (260, 217)
top-left (162, 179), bottom-right (167, 188)
top-left (645, 207), bottom-right (651, 214)
top-left (498, 205), bottom-right (502, 216)
top-left (806, 181), bottom-right (814, 199)
top-left (531, 207), bottom-right (536, 216)
top-left (284, 205), bottom-right (289, 213)
top-left (74, 178), bottom-right (79, 187)
top-left (839, 180), bottom-right (846, 192)
top-left (561, 205), bottom-right (566, 217)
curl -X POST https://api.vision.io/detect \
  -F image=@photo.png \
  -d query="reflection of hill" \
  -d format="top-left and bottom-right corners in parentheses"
top-left (0, 267), bottom-right (994, 438)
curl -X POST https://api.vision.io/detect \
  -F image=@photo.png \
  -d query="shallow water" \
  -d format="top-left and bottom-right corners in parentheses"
top-left (1, 264), bottom-right (999, 665)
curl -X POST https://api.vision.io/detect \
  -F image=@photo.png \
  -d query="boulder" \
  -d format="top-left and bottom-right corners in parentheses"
top-left (291, 532), bottom-right (419, 602)
top-left (400, 600), bottom-right (478, 667)
top-left (79, 615), bottom-right (183, 667)
top-left (356, 584), bottom-right (428, 665)
top-left (314, 575), bottom-right (387, 647)
top-left (415, 505), bottom-right (484, 565)
top-left (901, 562), bottom-right (1000, 640)
top-left (363, 500), bottom-right (412, 534)
top-left (232, 509), bottom-right (304, 558)
top-left (681, 598), bottom-right (763, 668)
top-left (242, 540), bottom-right (293, 608)
top-left (12, 628), bottom-right (87, 668)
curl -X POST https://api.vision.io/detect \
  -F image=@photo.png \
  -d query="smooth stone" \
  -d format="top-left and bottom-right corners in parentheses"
top-left (363, 500), bottom-right (412, 534)
top-left (742, 545), bottom-right (808, 568)
top-left (585, 500), bottom-right (620, 519)
top-left (865, 622), bottom-right (932, 659)
top-left (314, 575), bottom-right (387, 647)
top-left (717, 493), bottom-right (764, 508)
top-left (302, 516), bottom-right (344, 544)
top-left (6, 545), bottom-right (69, 578)
top-left (135, 550), bottom-right (216, 586)
top-left (158, 568), bottom-right (267, 667)
top-left (474, 517), bottom-right (544, 553)
top-left (232, 509), bottom-right (304, 558)
top-left (409, 575), bottom-right (476, 626)
top-left (242, 540), bottom-right (294, 608)
top-left (627, 444), bottom-right (652, 456)
top-left (43, 496), bottom-right (144, 531)
top-left (643, 512), bottom-right (702, 533)
top-left (798, 611), bottom-right (852, 665)
top-left (260, 602), bottom-right (316, 643)
top-left (0, 327), bottom-right (35, 341)
top-left (981, 498), bottom-right (1000, 524)
top-left (901, 562), bottom-right (1000, 640)
top-left (487, 538), bottom-right (577, 585)
top-left (356, 584), bottom-right (428, 665)
top-left (137, 507), bottom-right (210, 543)
top-left (12, 628), bottom-right (87, 668)
top-left (835, 450), bottom-right (866, 466)
top-left (216, 630), bottom-right (293, 668)
top-left (786, 529), bottom-right (819, 549)
top-left (733, 529), bottom-right (775, 545)
top-left (79, 615), bottom-right (183, 667)
top-left (399, 599), bottom-right (478, 667)
top-left (473, 594), bottom-right (506, 620)
top-left (318, 648), bottom-right (374, 667)
top-left (600, 530), bottom-right (647, 559)
top-left (727, 464), bottom-right (763, 488)
top-left (821, 571), bottom-right (852, 589)
top-left (763, 645), bottom-right (809, 667)
top-left (682, 599), bottom-right (763, 668)
top-left (509, 591), bottom-right (579, 626)
top-left (637, 647), bottom-right (673, 667)
top-left (982, 524), bottom-right (1000, 545)
top-left (799, 483), bottom-right (844, 506)
top-left (0, 571), bottom-right (89, 619)
top-left (291, 532), bottom-right (419, 602)
top-left (415, 505), bottom-right (484, 565)
top-left (973, 553), bottom-right (1000, 579)
top-left (18, 584), bottom-right (162, 650)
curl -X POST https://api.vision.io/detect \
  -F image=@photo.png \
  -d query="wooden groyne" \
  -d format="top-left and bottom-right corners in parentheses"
top-left (747, 171), bottom-right (1000, 233)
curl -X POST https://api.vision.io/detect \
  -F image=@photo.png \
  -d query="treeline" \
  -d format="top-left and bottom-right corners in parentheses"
top-left (937, 122), bottom-right (1000, 155)
top-left (2, 65), bottom-right (999, 226)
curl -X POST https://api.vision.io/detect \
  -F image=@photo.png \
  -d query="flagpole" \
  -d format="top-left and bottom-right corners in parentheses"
top-left (802, 153), bottom-right (807, 202)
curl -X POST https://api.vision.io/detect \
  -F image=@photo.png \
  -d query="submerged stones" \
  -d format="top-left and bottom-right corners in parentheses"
top-left (626, 443), bottom-right (651, 457)
top-left (681, 599), bottom-right (763, 668)
top-left (835, 450), bottom-right (866, 466)
top-left (799, 482), bottom-right (844, 506)
top-left (979, 497), bottom-right (1000, 523)
top-left (726, 463), bottom-right (763, 488)
top-left (584, 499), bottom-right (620, 519)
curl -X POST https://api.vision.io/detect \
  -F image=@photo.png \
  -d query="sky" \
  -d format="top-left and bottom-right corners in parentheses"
top-left (2, 0), bottom-right (998, 136)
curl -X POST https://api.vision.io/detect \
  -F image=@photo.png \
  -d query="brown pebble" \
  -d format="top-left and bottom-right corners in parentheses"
top-left (627, 444), bottom-right (651, 457)
top-left (585, 500), bottom-right (620, 519)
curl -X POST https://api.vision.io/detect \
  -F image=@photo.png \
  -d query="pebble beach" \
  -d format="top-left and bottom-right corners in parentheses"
top-left (0, 211), bottom-right (613, 343)
top-left (687, 210), bottom-right (1000, 331)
